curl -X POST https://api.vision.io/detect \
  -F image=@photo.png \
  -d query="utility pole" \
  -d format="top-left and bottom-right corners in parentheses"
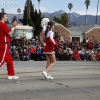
top-left (96, 0), bottom-right (99, 24)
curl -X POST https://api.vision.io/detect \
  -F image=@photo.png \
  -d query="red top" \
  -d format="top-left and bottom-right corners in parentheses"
top-left (30, 48), bottom-right (36, 54)
top-left (0, 22), bottom-right (10, 43)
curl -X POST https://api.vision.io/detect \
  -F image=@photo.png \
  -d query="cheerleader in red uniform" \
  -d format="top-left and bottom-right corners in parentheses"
top-left (0, 13), bottom-right (19, 80)
top-left (42, 21), bottom-right (57, 79)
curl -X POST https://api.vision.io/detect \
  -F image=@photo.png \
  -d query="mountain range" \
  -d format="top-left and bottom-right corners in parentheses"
top-left (7, 10), bottom-right (100, 26)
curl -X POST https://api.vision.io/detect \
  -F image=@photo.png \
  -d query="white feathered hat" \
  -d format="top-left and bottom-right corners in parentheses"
top-left (41, 18), bottom-right (50, 32)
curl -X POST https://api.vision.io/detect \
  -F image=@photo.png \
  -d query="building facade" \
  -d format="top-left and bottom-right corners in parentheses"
top-left (68, 24), bottom-right (100, 42)
top-left (40, 23), bottom-right (100, 42)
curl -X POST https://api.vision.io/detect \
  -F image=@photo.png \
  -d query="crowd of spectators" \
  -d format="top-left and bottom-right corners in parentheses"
top-left (10, 35), bottom-right (100, 61)
top-left (10, 36), bottom-right (45, 61)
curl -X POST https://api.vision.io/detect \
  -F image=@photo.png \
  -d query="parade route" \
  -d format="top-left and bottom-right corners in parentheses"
top-left (0, 61), bottom-right (100, 100)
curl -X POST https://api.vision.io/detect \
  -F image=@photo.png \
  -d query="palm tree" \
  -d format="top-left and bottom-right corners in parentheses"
top-left (85, 0), bottom-right (90, 25)
top-left (1, 8), bottom-right (5, 13)
top-left (96, 0), bottom-right (99, 24)
top-left (68, 3), bottom-right (73, 27)
top-left (17, 8), bottom-right (21, 21)
top-left (37, 0), bottom-right (41, 12)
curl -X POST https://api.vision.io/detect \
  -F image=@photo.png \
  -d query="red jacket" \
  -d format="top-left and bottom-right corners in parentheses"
top-left (30, 48), bottom-right (36, 54)
top-left (0, 22), bottom-right (10, 43)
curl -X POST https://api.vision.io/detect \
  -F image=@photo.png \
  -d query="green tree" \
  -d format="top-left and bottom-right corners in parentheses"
top-left (53, 13), bottom-right (69, 27)
top-left (53, 16), bottom-right (61, 23)
top-left (27, 18), bottom-right (35, 29)
top-left (23, 0), bottom-right (42, 38)
top-left (60, 13), bottom-right (69, 27)
top-left (68, 3), bottom-right (73, 27)
top-left (28, 2), bottom-right (35, 29)
top-left (33, 8), bottom-right (42, 38)
top-left (18, 19), bottom-right (23, 24)
top-left (85, 0), bottom-right (90, 25)
top-left (17, 8), bottom-right (21, 21)
top-left (23, 4), bottom-right (28, 25)
top-left (27, 0), bottom-right (31, 19)
top-left (1, 8), bottom-right (5, 13)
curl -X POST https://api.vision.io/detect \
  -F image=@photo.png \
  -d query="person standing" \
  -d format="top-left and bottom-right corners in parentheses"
top-left (0, 13), bottom-right (19, 80)
top-left (42, 21), bottom-right (57, 79)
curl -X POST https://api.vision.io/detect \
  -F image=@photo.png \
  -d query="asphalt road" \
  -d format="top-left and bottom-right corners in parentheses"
top-left (0, 61), bottom-right (100, 100)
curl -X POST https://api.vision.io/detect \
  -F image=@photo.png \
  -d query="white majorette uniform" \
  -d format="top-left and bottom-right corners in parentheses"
top-left (43, 30), bottom-right (57, 54)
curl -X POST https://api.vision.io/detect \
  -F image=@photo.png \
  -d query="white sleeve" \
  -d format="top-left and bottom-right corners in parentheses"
top-left (50, 31), bottom-right (56, 44)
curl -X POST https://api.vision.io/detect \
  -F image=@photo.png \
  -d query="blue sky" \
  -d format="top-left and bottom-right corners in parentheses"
top-left (0, 0), bottom-right (100, 15)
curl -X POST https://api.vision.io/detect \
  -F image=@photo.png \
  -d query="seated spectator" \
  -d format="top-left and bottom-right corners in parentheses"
top-left (11, 46), bottom-right (16, 59)
top-left (97, 43), bottom-right (100, 53)
top-left (73, 48), bottom-right (81, 61)
top-left (23, 49), bottom-right (29, 61)
top-left (36, 47), bottom-right (42, 54)
top-left (19, 49), bottom-right (24, 61)
top-left (14, 38), bottom-right (20, 47)
top-left (30, 45), bottom-right (37, 61)
top-left (13, 51), bottom-right (20, 61)
top-left (57, 47), bottom-right (67, 61)
top-left (32, 39), bottom-right (37, 46)
top-left (80, 48), bottom-right (88, 61)
top-left (97, 53), bottom-right (100, 60)
top-left (36, 46), bottom-right (45, 61)
top-left (10, 46), bottom-right (13, 55)
top-left (26, 46), bottom-right (31, 60)
top-left (68, 48), bottom-right (73, 61)
top-left (96, 43), bottom-right (100, 60)
top-left (88, 49), bottom-right (97, 61)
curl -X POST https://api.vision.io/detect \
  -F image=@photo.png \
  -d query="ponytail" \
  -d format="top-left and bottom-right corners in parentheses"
top-left (45, 25), bottom-right (50, 37)
top-left (45, 21), bottom-right (54, 37)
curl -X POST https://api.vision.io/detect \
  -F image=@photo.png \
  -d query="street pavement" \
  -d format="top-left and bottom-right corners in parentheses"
top-left (0, 61), bottom-right (100, 100)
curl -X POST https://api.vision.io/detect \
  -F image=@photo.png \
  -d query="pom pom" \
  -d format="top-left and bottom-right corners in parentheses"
top-left (41, 18), bottom-right (50, 32)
